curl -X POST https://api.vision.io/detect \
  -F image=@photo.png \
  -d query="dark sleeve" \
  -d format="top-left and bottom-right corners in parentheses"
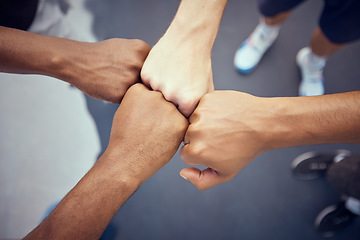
top-left (0, 0), bottom-right (39, 31)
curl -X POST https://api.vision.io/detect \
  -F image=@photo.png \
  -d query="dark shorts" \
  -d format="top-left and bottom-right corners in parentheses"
top-left (257, 0), bottom-right (360, 44)
top-left (327, 156), bottom-right (360, 199)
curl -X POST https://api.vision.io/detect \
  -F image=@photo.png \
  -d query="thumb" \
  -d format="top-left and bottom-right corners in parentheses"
top-left (180, 167), bottom-right (225, 191)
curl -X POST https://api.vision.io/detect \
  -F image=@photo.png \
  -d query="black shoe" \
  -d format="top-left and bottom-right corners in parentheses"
top-left (315, 201), bottom-right (356, 237)
top-left (291, 150), bottom-right (351, 180)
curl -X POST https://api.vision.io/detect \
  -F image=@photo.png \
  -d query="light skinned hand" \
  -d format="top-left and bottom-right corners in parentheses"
top-left (180, 91), bottom-right (273, 190)
top-left (140, 34), bottom-right (214, 117)
top-left (105, 83), bottom-right (189, 184)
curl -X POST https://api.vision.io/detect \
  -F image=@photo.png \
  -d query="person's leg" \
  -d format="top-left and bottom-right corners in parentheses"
top-left (310, 27), bottom-right (345, 57)
top-left (297, 0), bottom-right (360, 96)
top-left (297, 27), bottom-right (345, 96)
top-left (234, 0), bottom-right (305, 73)
top-left (263, 10), bottom-right (292, 26)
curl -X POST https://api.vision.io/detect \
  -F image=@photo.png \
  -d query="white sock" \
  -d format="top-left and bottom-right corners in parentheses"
top-left (307, 50), bottom-right (326, 70)
top-left (258, 18), bottom-right (280, 41)
top-left (345, 197), bottom-right (360, 215)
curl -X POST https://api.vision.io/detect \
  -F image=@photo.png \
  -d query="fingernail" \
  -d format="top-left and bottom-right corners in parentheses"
top-left (180, 173), bottom-right (187, 181)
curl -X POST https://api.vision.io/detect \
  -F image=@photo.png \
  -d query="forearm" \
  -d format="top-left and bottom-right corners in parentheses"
top-left (23, 84), bottom-right (188, 239)
top-left (23, 152), bottom-right (141, 240)
top-left (264, 91), bottom-right (360, 149)
top-left (165, 0), bottom-right (228, 53)
top-left (0, 26), bottom-right (86, 83)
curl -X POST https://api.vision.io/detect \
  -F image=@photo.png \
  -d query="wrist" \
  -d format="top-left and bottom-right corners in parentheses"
top-left (163, 0), bottom-right (227, 54)
top-left (259, 96), bottom-right (328, 150)
top-left (97, 148), bottom-right (143, 191)
top-left (165, 18), bottom-right (214, 52)
top-left (233, 94), bottom-right (291, 152)
top-left (258, 97), bottom-right (297, 150)
top-left (39, 38), bottom-right (92, 86)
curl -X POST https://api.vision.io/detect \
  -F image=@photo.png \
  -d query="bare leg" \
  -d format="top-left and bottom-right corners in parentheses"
top-left (310, 27), bottom-right (345, 57)
top-left (263, 10), bottom-right (292, 26)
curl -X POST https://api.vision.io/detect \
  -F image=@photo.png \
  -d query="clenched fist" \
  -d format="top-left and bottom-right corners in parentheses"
top-left (180, 91), bottom-right (274, 190)
top-left (0, 27), bottom-right (151, 103)
top-left (140, 29), bottom-right (214, 118)
top-left (63, 38), bottom-right (151, 103)
top-left (105, 83), bottom-right (189, 184)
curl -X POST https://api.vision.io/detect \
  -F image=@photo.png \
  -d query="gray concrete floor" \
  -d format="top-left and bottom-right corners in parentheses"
top-left (1, 0), bottom-right (360, 239)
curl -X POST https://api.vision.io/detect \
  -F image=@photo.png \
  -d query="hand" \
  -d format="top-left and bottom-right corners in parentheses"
top-left (104, 83), bottom-right (188, 184)
top-left (23, 84), bottom-right (188, 240)
top-left (180, 91), bottom-right (273, 190)
top-left (141, 34), bottom-right (214, 117)
top-left (0, 27), bottom-right (150, 104)
top-left (63, 38), bottom-right (151, 103)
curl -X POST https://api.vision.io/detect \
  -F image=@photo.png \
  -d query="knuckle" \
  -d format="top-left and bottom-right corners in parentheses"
top-left (127, 83), bottom-right (146, 95)
top-left (178, 95), bottom-right (198, 115)
top-left (201, 92), bottom-right (211, 102)
top-left (140, 68), bottom-right (152, 85)
top-left (187, 123), bottom-right (201, 138)
top-left (161, 87), bottom-right (176, 102)
top-left (150, 89), bottom-right (164, 99)
top-left (179, 94), bottom-right (196, 107)
top-left (187, 142), bottom-right (205, 159)
top-left (179, 117), bottom-right (189, 133)
top-left (132, 39), bottom-right (151, 54)
top-left (179, 146), bottom-right (188, 160)
top-left (196, 184), bottom-right (208, 191)
top-left (170, 112), bottom-right (188, 136)
top-left (180, 152), bottom-right (194, 166)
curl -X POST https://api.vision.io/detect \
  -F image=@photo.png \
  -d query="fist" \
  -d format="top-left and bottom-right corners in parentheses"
top-left (66, 38), bottom-right (151, 103)
top-left (140, 35), bottom-right (214, 117)
top-left (106, 83), bottom-right (188, 183)
top-left (180, 91), bottom-right (271, 190)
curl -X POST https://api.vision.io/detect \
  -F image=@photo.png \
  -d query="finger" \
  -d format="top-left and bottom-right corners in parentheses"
top-left (188, 94), bottom-right (208, 124)
top-left (179, 144), bottom-right (198, 166)
top-left (182, 123), bottom-right (193, 144)
top-left (177, 96), bottom-right (199, 118)
top-left (179, 167), bottom-right (226, 191)
top-left (140, 74), bottom-right (151, 89)
top-left (125, 83), bottom-right (149, 96)
top-left (188, 109), bottom-right (200, 124)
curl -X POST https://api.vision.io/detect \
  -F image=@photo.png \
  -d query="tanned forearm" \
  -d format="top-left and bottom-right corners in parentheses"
top-left (23, 152), bottom-right (140, 240)
top-left (23, 84), bottom-right (188, 239)
top-left (0, 26), bottom-right (85, 81)
top-left (179, 90), bottom-right (360, 190)
top-left (265, 91), bottom-right (360, 149)
top-left (0, 26), bottom-right (152, 104)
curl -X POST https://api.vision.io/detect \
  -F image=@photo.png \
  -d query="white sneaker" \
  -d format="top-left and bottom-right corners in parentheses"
top-left (297, 47), bottom-right (325, 96)
top-left (234, 24), bottom-right (278, 74)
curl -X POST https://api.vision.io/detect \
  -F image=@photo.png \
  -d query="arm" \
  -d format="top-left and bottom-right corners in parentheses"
top-left (0, 26), bottom-right (150, 103)
top-left (23, 84), bottom-right (188, 240)
top-left (141, 0), bottom-right (228, 117)
top-left (180, 91), bottom-right (360, 190)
